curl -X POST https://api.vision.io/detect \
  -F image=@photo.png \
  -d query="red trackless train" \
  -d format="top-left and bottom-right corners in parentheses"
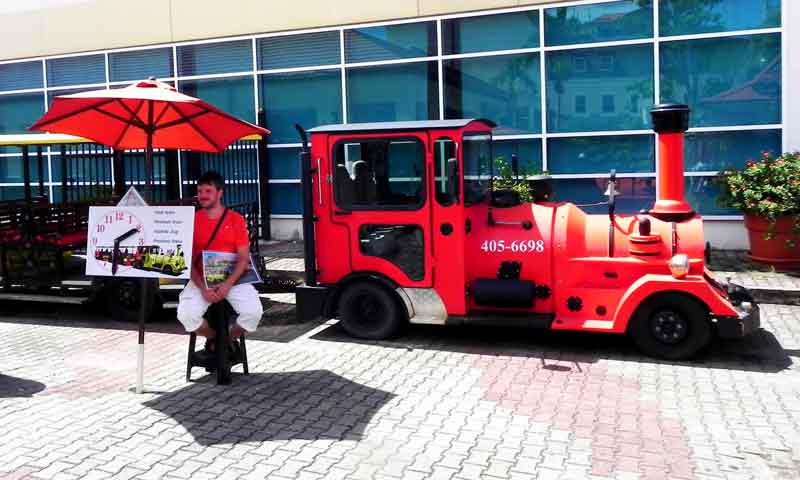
top-left (294, 104), bottom-right (758, 360)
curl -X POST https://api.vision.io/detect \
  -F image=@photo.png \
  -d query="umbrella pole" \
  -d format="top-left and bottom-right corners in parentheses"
top-left (137, 124), bottom-right (154, 395)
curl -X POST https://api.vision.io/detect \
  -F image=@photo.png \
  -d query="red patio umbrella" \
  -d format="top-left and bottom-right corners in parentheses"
top-left (29, 78), bottom-right (270, 393)
top-left (30, 77), bottom-right (269, 196)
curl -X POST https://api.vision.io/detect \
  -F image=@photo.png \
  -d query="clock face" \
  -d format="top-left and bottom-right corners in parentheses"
top-left (88, 208), bottom-right (147, 273)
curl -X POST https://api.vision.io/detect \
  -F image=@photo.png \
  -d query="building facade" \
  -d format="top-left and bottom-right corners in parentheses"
top-left (0, 0), bottom-right (796, 248)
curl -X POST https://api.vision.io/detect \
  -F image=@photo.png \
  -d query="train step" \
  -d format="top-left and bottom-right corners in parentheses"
top-left (446, 312), bottom-right (554, 329)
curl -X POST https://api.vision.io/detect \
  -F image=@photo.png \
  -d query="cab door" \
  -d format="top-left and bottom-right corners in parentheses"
top-left (328, 132), bottom-right (432, 288)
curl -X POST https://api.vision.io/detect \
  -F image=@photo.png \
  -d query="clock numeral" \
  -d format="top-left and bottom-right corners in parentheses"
top-left (138, 237), bottom-right (144, 246)
top-left (116, 211), bottom-right (125, 221)
top-left (105, 215), bottom-right (113, 224)
top-left (92, 236), bottom-right (97, 245)
top-left (96, 224), bottom-right (106, 233)
top-left (129, 214), bottom-right (134, 224)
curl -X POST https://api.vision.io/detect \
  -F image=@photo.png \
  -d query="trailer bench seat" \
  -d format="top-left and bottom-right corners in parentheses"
top-left (36, 231), bottom-right (87, 248)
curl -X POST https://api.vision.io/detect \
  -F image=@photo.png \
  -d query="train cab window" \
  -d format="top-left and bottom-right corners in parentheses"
top-left (463, 133), bottom-right (492, 205)
top-left (433, 137), bottom-right (458, 206)
top-left (333, 138), bottom-right (425, 210)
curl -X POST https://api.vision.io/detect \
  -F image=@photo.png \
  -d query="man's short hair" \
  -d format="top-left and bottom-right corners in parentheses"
top-left (197, 171), bottom-right (224, 190)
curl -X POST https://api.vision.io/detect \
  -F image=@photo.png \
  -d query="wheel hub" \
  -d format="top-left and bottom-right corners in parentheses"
top-left (651, 310), bottom-right (688, 344)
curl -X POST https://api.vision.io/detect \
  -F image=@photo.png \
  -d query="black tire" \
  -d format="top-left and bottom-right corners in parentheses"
top-left (106, 278), bottom-right (161, 323)
top-left (338, 282), bottom-right (404, 340)
top-left (629, 293), bottom-right (711, 361)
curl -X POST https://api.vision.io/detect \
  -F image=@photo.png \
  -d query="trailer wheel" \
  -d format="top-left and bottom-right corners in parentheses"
top-left (338, 282), bottom-right (403, 340)
top-left (107, 278), bottom-right (160, 323)
top-left (629, 293), bottom-right (711, 360)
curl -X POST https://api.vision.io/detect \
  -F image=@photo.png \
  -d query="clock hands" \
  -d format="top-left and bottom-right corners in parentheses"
top-left (112, 227), bottom-right (140, 275)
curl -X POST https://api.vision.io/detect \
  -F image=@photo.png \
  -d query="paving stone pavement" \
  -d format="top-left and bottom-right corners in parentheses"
top-left (1, 301), bottom-right (800, 480)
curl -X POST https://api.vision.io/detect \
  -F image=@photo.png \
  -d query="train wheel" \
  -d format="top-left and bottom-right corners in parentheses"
top-left (629, 293), bottom-right (711, 361)
top-left (339, 282), bottom-right (403, 340)
top-left (107, 278), bottom-right (160, 323)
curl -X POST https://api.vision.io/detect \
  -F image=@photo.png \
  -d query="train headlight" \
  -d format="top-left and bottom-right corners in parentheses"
top-left (668, 254), bottom-right (690, 279)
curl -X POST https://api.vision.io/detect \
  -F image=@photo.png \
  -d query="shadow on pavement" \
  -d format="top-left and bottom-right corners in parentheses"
top-left (0, 374), bottom-right (46, 398)
top-left (143, 370), bottom-right (394, 445)
top-left (311, 322), bottom-right (793, 373)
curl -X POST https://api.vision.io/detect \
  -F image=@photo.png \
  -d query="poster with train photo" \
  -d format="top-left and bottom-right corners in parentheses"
top-left (85, 206), bottom-right (195, 279)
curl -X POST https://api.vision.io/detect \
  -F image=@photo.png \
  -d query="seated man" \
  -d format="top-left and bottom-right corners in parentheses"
top-left (177, 171), bottom-right (263, 357)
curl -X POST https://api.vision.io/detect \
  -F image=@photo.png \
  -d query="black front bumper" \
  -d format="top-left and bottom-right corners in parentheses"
top-left (295, 284), bottom-right (329, 323)
top-left (716, 282), bottom-right (760, 339)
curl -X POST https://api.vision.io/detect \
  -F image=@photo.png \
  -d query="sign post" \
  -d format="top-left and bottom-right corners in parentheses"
top-left (86, 199), bottom-right (194, 393)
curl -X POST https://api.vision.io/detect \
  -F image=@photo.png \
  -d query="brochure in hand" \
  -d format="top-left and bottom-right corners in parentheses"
top-left (202, 250), bottom-right (262, 290)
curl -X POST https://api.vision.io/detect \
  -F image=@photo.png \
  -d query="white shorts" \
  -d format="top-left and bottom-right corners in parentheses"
top-left (177, 280), bottom-right (263, 333)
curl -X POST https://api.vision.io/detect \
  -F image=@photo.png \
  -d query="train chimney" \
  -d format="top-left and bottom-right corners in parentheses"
top-left (649, 104), bottom-right (694, 221)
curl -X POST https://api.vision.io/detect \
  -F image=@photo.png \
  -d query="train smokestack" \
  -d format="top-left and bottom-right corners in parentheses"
top-left (649, 104), bottom-right (694, 221)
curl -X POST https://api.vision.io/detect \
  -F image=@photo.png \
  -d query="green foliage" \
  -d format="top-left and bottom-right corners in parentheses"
top-left (717, 151), bottom-right (800, 245)
top-left (491, 156), bottom-right (543, 204)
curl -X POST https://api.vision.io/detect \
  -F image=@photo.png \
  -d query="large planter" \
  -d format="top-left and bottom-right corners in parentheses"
top-left (744, 214), bottom-right (800, 266)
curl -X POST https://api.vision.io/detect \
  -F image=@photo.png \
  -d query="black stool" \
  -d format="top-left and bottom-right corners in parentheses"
top-left (186, 300), bottom-right (249, 384)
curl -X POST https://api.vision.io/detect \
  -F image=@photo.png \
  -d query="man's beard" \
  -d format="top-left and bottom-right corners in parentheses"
top-left (201, 198), bottom-right (220, 210)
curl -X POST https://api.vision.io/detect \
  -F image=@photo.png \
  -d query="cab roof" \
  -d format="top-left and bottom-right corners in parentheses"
top-left (307, 118), bottom-right (496, 134)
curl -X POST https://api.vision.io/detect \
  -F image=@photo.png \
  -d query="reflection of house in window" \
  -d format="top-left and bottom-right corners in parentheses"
top-left (575, 95), bottom-right (587, 114)
top-left (598, 55), bottom-right (614, 72)
top-left (602, 94), bottom-right (615, 113)
top-left (628, 94), bottom-right (639, 113)
top-left (700, 57), bottom-right (780, 119)
top-left (573, 56), bottom-right (587, 73)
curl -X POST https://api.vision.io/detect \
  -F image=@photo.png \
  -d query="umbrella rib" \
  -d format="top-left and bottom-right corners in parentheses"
top-left (152, 102), bottom-right (172, 127)
top-left (168, 103), bottom-right (222, 152)
top-left (112, 99), bottom-right (149, 130)
top-left (154, 109), bottom-right (210, 131)
top-left (31, 98), bottom-right (117, 129)
top-left (111, 99), bottom-right (146, 148)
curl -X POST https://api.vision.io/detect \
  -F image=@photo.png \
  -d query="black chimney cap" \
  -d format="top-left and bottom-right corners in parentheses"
top-left (651, 104), bottom-right (690, 133)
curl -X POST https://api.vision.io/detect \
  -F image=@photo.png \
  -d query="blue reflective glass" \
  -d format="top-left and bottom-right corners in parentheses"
top-left (0, 93), bottom-right (44, 134)
top-left (347, 62), bottom-right (438, 123)
top-left (260, 69), bottom-right (342, 144)
top-left (268, 148), bottom-right (301, 179)
top-left (258, 31), bottom-right (340, 70)
top-left (0, 155), bottom-right (47, 183)
top-left (660, 0), bottom-right (780, 36)
top-left (177, 40), bottom-right (252, 76)
top-left (685, 176), bottom-right (736, 215)
top-left (685, 129), bottom-right (781, 172)
top-left (46, 54), bottom-right (105, 87)
top-left (445, 53), bottom-right (540, 133)
top-left (660, 34), bottom-right (780, 127)
top-left (109, 48), bottom-right (173, 82)
top-left (545, 0), bottom-right (653, 46)
top-left (0, 186), bottom-right (25, 201)
top-left (546, 45), bottom-right (653, 132)
top-left (270, 183), bottom-right (302, 214)
top-left (551, 177), bottom-right (656, 214)
top-left (345, 22), bottom-right (435, 63)
top-left (548, 135), bottom-right (653, 174)
top-left (46, 87), bottom-right (99, 105)
top-left (493, 138), bottom-right (543, 173)
top-left (180, 76), bottom-right (255, 123)
top-left (0, 61), bottom-right (43, 91)
top-left (442, 11), bottom-right (539, 54)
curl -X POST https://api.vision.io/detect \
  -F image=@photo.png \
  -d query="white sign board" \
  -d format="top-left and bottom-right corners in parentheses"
top-left (86, 206), bottom-right (195, 279)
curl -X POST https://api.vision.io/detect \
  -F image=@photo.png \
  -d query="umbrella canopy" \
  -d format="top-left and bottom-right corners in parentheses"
top-left (30, 78), bottom-right (268, 153)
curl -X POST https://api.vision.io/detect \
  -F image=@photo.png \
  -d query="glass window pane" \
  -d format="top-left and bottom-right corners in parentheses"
top-left (685, 176), bottom-right (736, 215)
top-left (268, 147), bottom-right (301, 179)
top-left (0, 155), bottom-right (47, 183)
top-left (685, 129), bottom-right (781, 172)
top-left (260, 69), bottom-right (342, 144)
top-left (0, 61), bottom-right (43, 91)
top-left (359, 224), bottom-right (424, 281)
top-left (0, 93), bottom-right (44, 134)
top-left (548, 135), bottom-right (653, 174)
top-left (269, 183), bottom-right (301, 214)
top-left (109, 48), bottom-right (173, 82)
top-left (493, 138), bottom-right (543, 173)
top-left (660, 0), bottom-right (780, 36)
top-left (445, 53), bottom-right (541, 133)
top-left (46, 87), bottom-right (100, 105)
top-left (345, 22), bottom-right (435, 63)
top-left (258, 31), bottom-right (340, 70)
top-left (551, 177), bottom-right (655, 214)
top-left (546, 45), bottom-right (653, 132)
top-left (442, 11), bottom-right (538, 54)
top-left (177, 40), bottom-right (252, 76)
top-left (46, 54), bottom-right (105, 87)
top-left (433, 137), bottom-right (457, 206)
top-left (179, 76), bottom-right (255, 123)
top-left (0, 186), bottom-right (25, 201)
top-left (333, 138), bottom-right (425, 210)
top-left (347, 62), bottom-right (438, 123)
top-left (660, 34), bottom-right (780, 127)
top-left (544, 0), bottom-right (653, 46)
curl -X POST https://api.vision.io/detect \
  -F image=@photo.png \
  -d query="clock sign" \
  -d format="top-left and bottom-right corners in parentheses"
top-left (85, 206), bottom-right (195, 279)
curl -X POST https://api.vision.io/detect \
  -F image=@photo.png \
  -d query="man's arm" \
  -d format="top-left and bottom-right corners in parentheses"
top-left (214, 243), bottom-right (250, 300)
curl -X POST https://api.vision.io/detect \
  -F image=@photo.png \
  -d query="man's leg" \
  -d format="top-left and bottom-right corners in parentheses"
top-left (225, 283), bottom-right (263, 337)
top-left (177, 281), bottom-right (213, 337)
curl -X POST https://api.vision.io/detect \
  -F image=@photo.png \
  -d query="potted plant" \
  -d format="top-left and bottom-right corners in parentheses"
top-left (491, 156), bottom-right (551, 205)
top-left (717, 151), bottom-right (800, 266)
